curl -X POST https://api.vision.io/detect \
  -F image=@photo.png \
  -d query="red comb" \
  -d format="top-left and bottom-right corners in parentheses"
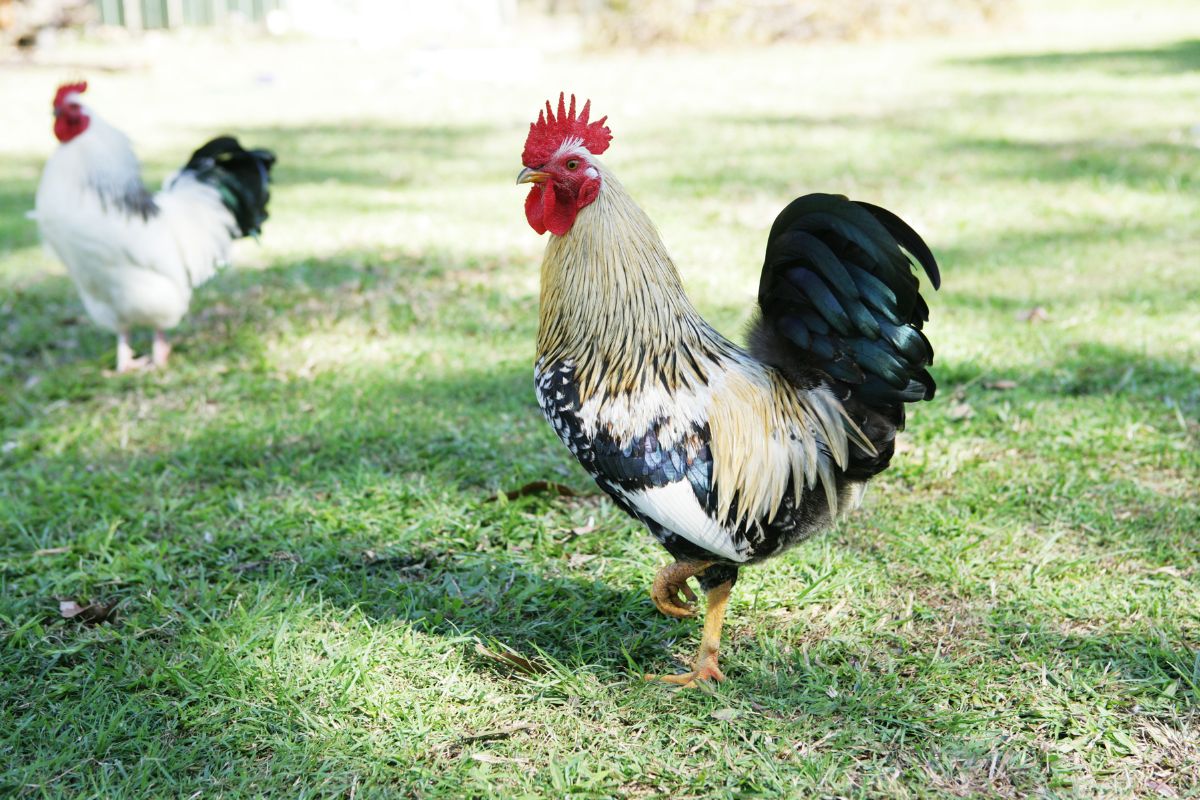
top-left (53, 81), bottom-right (87, 108)
top-left (522, 93), bottom-right (611, 168)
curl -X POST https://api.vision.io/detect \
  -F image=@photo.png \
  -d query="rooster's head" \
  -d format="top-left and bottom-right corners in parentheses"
top-left (518, 93), bottom-right (612, 236)
top-left (53, 81), bottom-right (90, 143)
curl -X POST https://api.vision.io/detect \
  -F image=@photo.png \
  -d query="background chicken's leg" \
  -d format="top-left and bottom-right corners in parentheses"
top-left (115, 330), bottom-right (146, 373)
top-left (152, 330), bottom-right (171, 368)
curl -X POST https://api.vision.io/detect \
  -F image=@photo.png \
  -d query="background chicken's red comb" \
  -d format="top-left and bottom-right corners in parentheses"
top-left (53, 81), bottom-right (87, 108)
top-left (522, 93), bottom-right (611, 168)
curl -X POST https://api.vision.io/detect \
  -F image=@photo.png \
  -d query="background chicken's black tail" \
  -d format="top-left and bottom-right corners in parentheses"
top-left (180, 136), bottom-right (276, 237)
top-left (748, 193), bottom-right (940, 480)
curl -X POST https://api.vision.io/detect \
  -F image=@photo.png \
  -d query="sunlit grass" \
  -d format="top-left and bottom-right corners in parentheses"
top-left (1, 1), bottom-right (1198, 797)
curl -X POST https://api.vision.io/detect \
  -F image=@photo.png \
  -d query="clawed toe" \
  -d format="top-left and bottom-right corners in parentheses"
top-left (111, 355), bottom-right (150, 375)
top-left (644, 662), bottom-right (726, 689)
top-left (645, 578), bottom-right (733, 689)
top-left (650, 561), bottom-right (709, 619)
top-left (651, 584), bottom-right (697, 618)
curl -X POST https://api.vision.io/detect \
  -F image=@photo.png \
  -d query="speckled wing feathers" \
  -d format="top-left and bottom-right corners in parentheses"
top-left (535, 356), bottom-right (856, 564)
top-left (535, 359), bottom-right (750, 560)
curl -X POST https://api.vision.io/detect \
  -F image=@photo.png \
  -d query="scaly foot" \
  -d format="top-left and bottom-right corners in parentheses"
top-left (645, 579), bottom-right (734, 689)
top-left (644, 656), bottom-right (725, 689)
top-left (651, 578), bottom-right (697, 618)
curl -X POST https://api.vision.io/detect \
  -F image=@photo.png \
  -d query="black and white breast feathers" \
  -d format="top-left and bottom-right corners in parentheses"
top-left (534, 354), bottom-right (859, 564)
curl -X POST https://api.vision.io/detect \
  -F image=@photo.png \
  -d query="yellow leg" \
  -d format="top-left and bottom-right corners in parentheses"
top-left (650, 560), bottom-right (712, 618)
top-left (645, 579), bottom-right (732, 688)
top-left (152, 329), bottom-right (171, 369)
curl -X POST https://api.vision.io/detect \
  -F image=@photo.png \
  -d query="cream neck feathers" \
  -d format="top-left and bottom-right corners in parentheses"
top-left (535, 164), bottom-right (731, 397)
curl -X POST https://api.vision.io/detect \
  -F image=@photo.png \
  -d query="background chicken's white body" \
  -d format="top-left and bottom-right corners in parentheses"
top-left (35, 111), bottom-right (237, 335)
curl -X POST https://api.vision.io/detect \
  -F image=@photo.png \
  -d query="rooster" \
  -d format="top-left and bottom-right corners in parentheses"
top-left (34, 81), bottom-right (275, 372)
top-left (518, 95), bottom-right (940, 687)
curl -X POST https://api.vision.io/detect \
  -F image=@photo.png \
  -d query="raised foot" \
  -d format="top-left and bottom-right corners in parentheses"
top-left (649, 560), bottom-right (710, 619)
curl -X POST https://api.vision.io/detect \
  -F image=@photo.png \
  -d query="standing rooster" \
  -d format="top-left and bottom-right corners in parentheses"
top-left (518, 95), bottom-right (940, 687)
top-left (34, 81), bottom-right (275, 372)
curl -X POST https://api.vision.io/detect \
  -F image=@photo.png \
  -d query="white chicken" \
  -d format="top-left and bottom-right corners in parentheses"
top-left (34, 81), bottom-right (275, 372)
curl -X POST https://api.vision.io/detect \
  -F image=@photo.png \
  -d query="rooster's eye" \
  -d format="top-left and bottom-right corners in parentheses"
top-left (566, 159), bottom-right (579, 170)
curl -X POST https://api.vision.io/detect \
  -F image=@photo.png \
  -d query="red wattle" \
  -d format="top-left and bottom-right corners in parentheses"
top-left (525, 185), bottom-right (547, 234)
top-left (54, 113), bottom-right (89, 143)
top-left (525, 183), bottom-right (580, 236)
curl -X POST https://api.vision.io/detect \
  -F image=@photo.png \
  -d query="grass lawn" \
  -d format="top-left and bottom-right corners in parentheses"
top-left (1, 1), bottom-right (1198, 796)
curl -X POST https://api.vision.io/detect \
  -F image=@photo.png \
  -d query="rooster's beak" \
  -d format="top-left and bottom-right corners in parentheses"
top-left (516, 167), bottom-right (549, 185)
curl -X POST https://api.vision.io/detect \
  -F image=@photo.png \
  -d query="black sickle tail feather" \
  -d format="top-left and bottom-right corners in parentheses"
top-left (180, 136), bottom-right (276, 237)
top-left (749, 193), bottom-right (940, 479)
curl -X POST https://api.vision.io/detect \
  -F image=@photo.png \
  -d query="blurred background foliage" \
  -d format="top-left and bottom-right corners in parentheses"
top-left (533, 0), bottom-right (1017, 48)
top-left (2, 0), bottom-right (1018, 50)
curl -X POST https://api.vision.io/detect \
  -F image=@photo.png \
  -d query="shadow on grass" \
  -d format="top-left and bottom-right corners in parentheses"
top-left (990, 611), bottom-right (1199, 698)
top-left (953, 39), bottom-right (1200, 76)
top-left (5, 333), bottom-right (1197, 633)
top-left (0, 374), bottom-right (696, 691)
top-left (2, 286), bottom-right (1197, 799)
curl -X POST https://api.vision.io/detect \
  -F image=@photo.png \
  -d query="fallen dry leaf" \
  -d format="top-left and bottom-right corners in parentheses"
top-left (948, 402), bottom-right (975, 421)
top-left (361, 551), bottom-right (433, 573)
top-left (1149, 565), bottom-right (1191, 578)
top-left (566, 553), bottom-right (598, 568)
top-left (711, 708), bottom-right (740, 722)
top-left (58, 600), bottom-right (84, 618)
top-left (748, 700), bottom-right (783, 719)
top-left (1147, 780), bottom-right (1178, 798)
top-left (474, 642), bottom-right (548, 675)
top-left (487, 480), bottom-right (585, 503)
top-left (470, 752), bottom-right (529, 765)
top-left (985, 379), bottom-right (1019, 391)
top-left (1017, 306), bottom-right (1049, 323)
top-left (458, 721), bottom-right (537, 745)
top-left (34, 546), bottom-right (71, 556)
top-left (234, 551), bottom-right (301, 573)
top-left (59, 599), bottom-right (119, 624)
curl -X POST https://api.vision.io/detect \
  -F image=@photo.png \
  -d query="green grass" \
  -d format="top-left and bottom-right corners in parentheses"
top-left (2, 2), bottom-right (1199, 797)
